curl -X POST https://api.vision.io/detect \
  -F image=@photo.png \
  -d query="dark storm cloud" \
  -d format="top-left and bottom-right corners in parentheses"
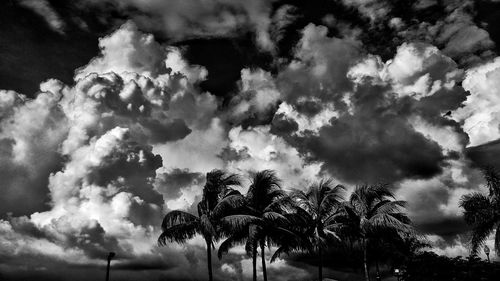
top-left (155, 168), bottom-right (204, 200)
top-left (418, 217), bottom-right (468, 239)
top-left (270, 113), bottom-right (299, 136)
top-left (91, 140), bottom-right (164, 205)
top-left (271, 32), bottom-right (465, 184)
top-left (398, 180), bottom-right (469, 238)
top-left (293, 93), bottom-right (447, 183)
top-left (141, 118), bottom-right (191, 143)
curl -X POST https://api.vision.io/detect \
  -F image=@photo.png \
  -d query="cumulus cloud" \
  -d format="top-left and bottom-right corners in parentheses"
top-left (3, 2), bottom-right (500, 278)
top-left (154, 118), bottom-right (227, 174)
top-left (0, 21), bottom-right (225, 276)
top-left (398, 0), bottom-right (495, 65)
top-left (277, 24), bottom-right (361, 110)
top-left (76, 22), bottom-right (208, 82)
top-left (0, 89), bottom-right (67, 215)
top-left (452, 57), bottom-right (500, 146)
top-left (154, 168), bottom-right (204, 211)
top-left (228, 68), bottom-right (281, 126)
top-left (341, 0), bottom-right (392, 22)
top-left (272, 27), bottom-right (467, 183)
top-left (224, 125), bottom-right (322, 189)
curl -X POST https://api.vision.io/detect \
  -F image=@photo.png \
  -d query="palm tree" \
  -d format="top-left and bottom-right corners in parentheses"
top-left (290, 179), bottom-right (345, 281)
top-left (220, 170), bottom-right (292, 281)
top-left (460, 167), bottom-right (500, 257)
top-left (158, 170), bottom-right (242, 281)
top-left (343, 184), bottom-right (413, 281)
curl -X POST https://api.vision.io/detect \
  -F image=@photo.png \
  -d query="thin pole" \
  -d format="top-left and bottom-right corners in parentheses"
top-left (318, 246), bottom-right (323, 281)
top-left (106, 257), bottom-right (111, 281)
top-left (106, 252), bottom-right (115, 281)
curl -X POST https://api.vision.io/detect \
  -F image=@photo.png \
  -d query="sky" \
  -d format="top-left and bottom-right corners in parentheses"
top-left (1, 0), bottom-right (500, 280)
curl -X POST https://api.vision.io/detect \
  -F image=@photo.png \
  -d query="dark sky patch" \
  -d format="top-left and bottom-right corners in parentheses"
top-left (177, 36), bottom-right (273, 100)
top-left (296, 112), bottom-right (446, 183)
top-left (0, 1), bottom-right (100, 96)
top-left (466, 139), bottom-right (500, 171)
top-left (155, 168), bottom-right (204, 200)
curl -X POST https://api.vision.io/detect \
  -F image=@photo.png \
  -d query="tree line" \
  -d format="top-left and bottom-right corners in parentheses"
top-left (158, 170), bottom-right (416, 281)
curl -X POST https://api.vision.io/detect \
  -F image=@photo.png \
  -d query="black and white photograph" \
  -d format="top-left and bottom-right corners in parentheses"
top-left (1, 0), bottom-right (500, 280)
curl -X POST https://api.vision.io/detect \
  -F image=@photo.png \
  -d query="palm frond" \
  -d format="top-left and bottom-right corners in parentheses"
top-left (158, 222), bottom-right (200, 245)
top-left (349, 185), bottom-right (369, 216)
top-left (161, 210), bottom-right (199, 230)
top-left (200, 214), bottom-right (217, 240)
top-left (263, 211), bottom-right (289, 225)
top-left (369, 200), bottom-right (406, 217)
top-left (218, 231), bottom-right (248, 259)
top-left (319, 181), bottom-right (345, 215)
top-left (482, 166), bottom-right (500, 197)
top-left (470, 220), bottom-right (495, 256)
top-left (270, 246), bottom-right (288, 263)
top-left (221, 215), bottom-right (262, 232)
top-left (211, 194), bottom-right (246, 219)
top-left (368, 213), bottom-right (413, 235)
top-left (247, 170), bottom-right (282, 209)
top-left (290, 190), bottom-right (314, 214)
top-left (264, 194), bottom-right (295, 213)
top-left (204, 169), bottom-right (241, 194)
top-left (323, 209), bottom-right (344, 226)
top-left (460, 193), bottom-right (492, 225)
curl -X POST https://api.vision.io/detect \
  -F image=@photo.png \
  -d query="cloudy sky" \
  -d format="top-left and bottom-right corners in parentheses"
top-left (1, 0), bottom-right (500, 280)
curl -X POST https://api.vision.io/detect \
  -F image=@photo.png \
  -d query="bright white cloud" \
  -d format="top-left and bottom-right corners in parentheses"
top-left (349, 42), bottom-right (462, 100)
top-left (225, 125), bottom-right (322, 190)
top-left (229, 68), bottom-right (281, 122)
top-left (0, 21), bottom-right (221, 268)
top-left (453, 57), bottom-right (500, 146)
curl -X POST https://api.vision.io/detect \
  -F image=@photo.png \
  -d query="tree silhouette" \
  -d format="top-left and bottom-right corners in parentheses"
top-left (220, 170), bottom-right (292, 281)
top-left (343, 184), bottom-right (413, 281)
top-left (290, 179), bottom-right (345, 281)
top-left (158, 170), bottom-right (241, 281)
top-left (460, 167), bottom-right (500, 257)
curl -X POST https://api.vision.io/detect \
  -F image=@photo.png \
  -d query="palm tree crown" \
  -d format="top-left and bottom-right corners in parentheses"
top-left (345, 184), bottom-right (412, 237)
top-left (158, 169), bottom-right (241, 281)
top-left (290, 179), bottom-right (345, 281)
top-left (344, 184), bottom-right (413, 281)
top-left (460, 167), bottom-right (500, 256)
top-left (220, 170), bottom-right (293, 281)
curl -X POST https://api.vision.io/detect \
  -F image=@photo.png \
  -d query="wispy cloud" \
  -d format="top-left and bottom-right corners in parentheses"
top-left (18, 0), bottom-right (66, 34)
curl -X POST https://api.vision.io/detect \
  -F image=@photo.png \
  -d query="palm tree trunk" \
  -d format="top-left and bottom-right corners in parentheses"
top-left (253, 242), bottom-right (257, 281)
top-left (375, 259), bottom-right (380, 281)
top-left (318, 246), bottom-right (323, 281)
top-left (261, 240), bottom-right (268, 281)
top-left (363, 238), bottom-right (370, 281)
top-left (206, 239), bottom-right (213, 281)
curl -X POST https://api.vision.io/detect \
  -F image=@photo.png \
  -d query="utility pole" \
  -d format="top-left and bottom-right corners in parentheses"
top-left (106, 252), bottom-right (116, 281)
